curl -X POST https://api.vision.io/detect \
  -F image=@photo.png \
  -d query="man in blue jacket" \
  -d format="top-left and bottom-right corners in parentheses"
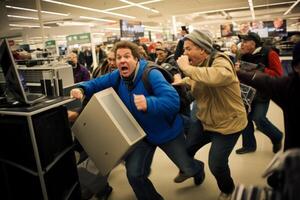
top-left (70, 41), bottom-right (203, 200)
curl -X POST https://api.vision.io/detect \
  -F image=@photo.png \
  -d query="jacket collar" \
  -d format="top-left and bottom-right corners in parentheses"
top-left (252, 47), bottom-right (262, 55)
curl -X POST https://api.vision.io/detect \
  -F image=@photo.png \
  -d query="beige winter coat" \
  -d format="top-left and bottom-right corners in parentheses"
top-left (182, 54), bottom-right (247, 134)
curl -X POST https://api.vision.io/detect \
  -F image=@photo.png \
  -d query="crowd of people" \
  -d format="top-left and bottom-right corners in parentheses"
top-left (65, 27), bottom-right (300, 200)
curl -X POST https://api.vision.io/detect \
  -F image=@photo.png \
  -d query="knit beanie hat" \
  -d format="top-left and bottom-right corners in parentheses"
top-left (292, 41), bottom-right (300, 67)
top-left (184, 29), bottom-right (213, 53)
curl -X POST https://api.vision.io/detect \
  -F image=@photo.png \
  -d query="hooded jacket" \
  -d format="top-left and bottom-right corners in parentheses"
top-left (79, 59), bottom-right (183, 144)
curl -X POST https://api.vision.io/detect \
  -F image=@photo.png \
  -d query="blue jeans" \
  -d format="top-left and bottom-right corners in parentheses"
top-left (241, 100), bottom-right (283, 149)
top-left (125, 133), bottom-right (202, 200)
top-left (186, 119), bottom-right (240, 194)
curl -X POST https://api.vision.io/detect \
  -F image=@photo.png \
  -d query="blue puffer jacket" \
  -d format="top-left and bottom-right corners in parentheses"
top-left (79, 59), bottom-right (183, 145)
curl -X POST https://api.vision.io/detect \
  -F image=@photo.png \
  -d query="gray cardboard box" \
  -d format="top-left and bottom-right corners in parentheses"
top-left (72, 87), bottom-right (146, 175)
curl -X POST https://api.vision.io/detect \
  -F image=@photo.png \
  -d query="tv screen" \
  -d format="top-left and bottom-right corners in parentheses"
top-left (250, 21), bottom-right (269, 38)
top-left (220, 23), bottom-right (236, 37)
top-left (264, 19), bottom-right (287, 37)
top-left (19, 44), bottom-right (30, 52)
top-left (120, 20), bottom-right (144, 38)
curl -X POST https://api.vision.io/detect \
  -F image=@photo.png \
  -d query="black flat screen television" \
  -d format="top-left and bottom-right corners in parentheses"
top-left (120, 20), bottom-right (144, 38)
top-left (220, 23), bottom-right (236, 37)
top-left (264, 19), bottom-right (287, 37)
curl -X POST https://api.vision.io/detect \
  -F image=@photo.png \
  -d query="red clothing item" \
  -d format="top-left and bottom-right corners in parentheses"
top-left (264, 50), bottom-right (283, 77)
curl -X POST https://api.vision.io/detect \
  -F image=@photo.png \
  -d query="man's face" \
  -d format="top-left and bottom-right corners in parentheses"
top-left (274, 19), bottom-right (283, 29)
top-left (68, 53), bottom-right (78, 64)
top-left (107, 51), bottom-right (116, 69)
top-left (231, 44), bottom-right (238, 54)
top-left (240, 40), bottom-right (256, 55)
top-left (116, 48), bottom-right (138, 77)
top-left (156, 50), bottom-right (168, 63)
top-left (183, 40), bottom-right (206, 66)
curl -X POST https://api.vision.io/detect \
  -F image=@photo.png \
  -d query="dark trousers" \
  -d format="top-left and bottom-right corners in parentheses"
top-left (186, 119), bottom-right (241, 194)
top-left (241, 100), bottom-right (282, 149)
top-left (125, 133), bottom-right (202, 200)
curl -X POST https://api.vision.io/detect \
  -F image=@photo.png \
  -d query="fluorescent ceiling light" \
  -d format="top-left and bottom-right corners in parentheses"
top-left (104, 0), bottom-right (161, 11)
top-left (119, 0), bottom-right (159, 13)
top-left (5, 5), bottom-right (69, 16)
top-left (284, 0), bottom-right (300, 15)
top-left (182, 1), bottom-right (294, 16)
top-left (79, 16), bottom-right (116, 23)
top-left (10, 24), bottom-right (40, 28)
top-left (42, 10), bottom-right (70, 16)
top-left (105, 27), bottom-right (120, 31)
top-left (9, 24), bottom-right (50, 28)
top-left (7, 14), bottom-right (38, 20)
top-left (57, 21), bottom-right (95, 27)
top-left (42, 0), bottom-right (135, 19)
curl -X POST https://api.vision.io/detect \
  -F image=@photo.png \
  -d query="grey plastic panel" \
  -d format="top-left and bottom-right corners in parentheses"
top-left (101, 94), bottom-right (143, 143)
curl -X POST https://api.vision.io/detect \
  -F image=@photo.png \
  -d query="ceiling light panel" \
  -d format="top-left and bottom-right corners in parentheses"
top-left (104, 0), bottom-right (161, 11)
top-left (284, 0), bottom-right (300, 15)
top-left (79, 16), bottom-right (116, 23)
top-left (9, 23), bottom-right (47, 28)
top-left (119, 0), bottom-right (159, 13)
top-left (5, 5), bottom-right (69, 16)
top-left (42, 0), bottom-right (136, 19)
top-left (7, 15), bottom-right (39, 20)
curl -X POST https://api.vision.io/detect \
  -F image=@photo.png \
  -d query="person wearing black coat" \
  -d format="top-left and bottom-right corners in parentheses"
top-left (236, 42), bottom-right (300, 150)
top-left (174, 26), bottom-right (189, 60)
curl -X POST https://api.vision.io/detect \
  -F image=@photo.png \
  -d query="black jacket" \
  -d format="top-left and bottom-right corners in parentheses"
top-left (237, 70), bottom-right (300, 150)
top-left (174, 39), bottom-right (184, 60)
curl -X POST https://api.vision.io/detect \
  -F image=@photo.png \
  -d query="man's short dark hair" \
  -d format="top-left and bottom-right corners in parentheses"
top-left (113, 41), bottom-right (141, 60)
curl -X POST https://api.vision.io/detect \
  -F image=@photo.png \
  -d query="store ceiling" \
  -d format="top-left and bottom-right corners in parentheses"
top-left (0, 0), bottom-right (300, 38)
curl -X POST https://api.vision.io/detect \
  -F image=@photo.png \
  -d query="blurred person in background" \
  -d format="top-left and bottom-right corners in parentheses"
top-left (67, 52), bottom-right (90, 83)
top-left (92, 50), bottom-right (117, 78)
top-left (236, 41), bottom-right (300, 151)
top-left (174, 26), bottom-right (189, 60)
top-left (235, 32), bottom-right (283, 154)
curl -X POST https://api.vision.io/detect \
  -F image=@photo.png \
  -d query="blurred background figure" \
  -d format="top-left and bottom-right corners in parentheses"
top-left (92, 50), bottom-right (116, 78)
top-left (95, 44), bottom-right (107, 67)
top-left (273, 17), bottom-right (284, 30)
top-left (138, 43), bottom-right (150, 60)
top-left (174, 26), bottom-right (189, 60)
top-left (67, 52), bottom-right (90, 83)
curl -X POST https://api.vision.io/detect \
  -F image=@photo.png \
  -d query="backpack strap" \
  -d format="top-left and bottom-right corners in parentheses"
top-left (207, 50), bottom-right (218, 67)
top-left (259, 47), bottom-right (270, 68)
top-left (142, 62), bottom-right (174, 94)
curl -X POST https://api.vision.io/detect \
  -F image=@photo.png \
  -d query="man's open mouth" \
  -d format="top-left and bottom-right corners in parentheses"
top-left (120, 65), bottom-right (129, 73)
